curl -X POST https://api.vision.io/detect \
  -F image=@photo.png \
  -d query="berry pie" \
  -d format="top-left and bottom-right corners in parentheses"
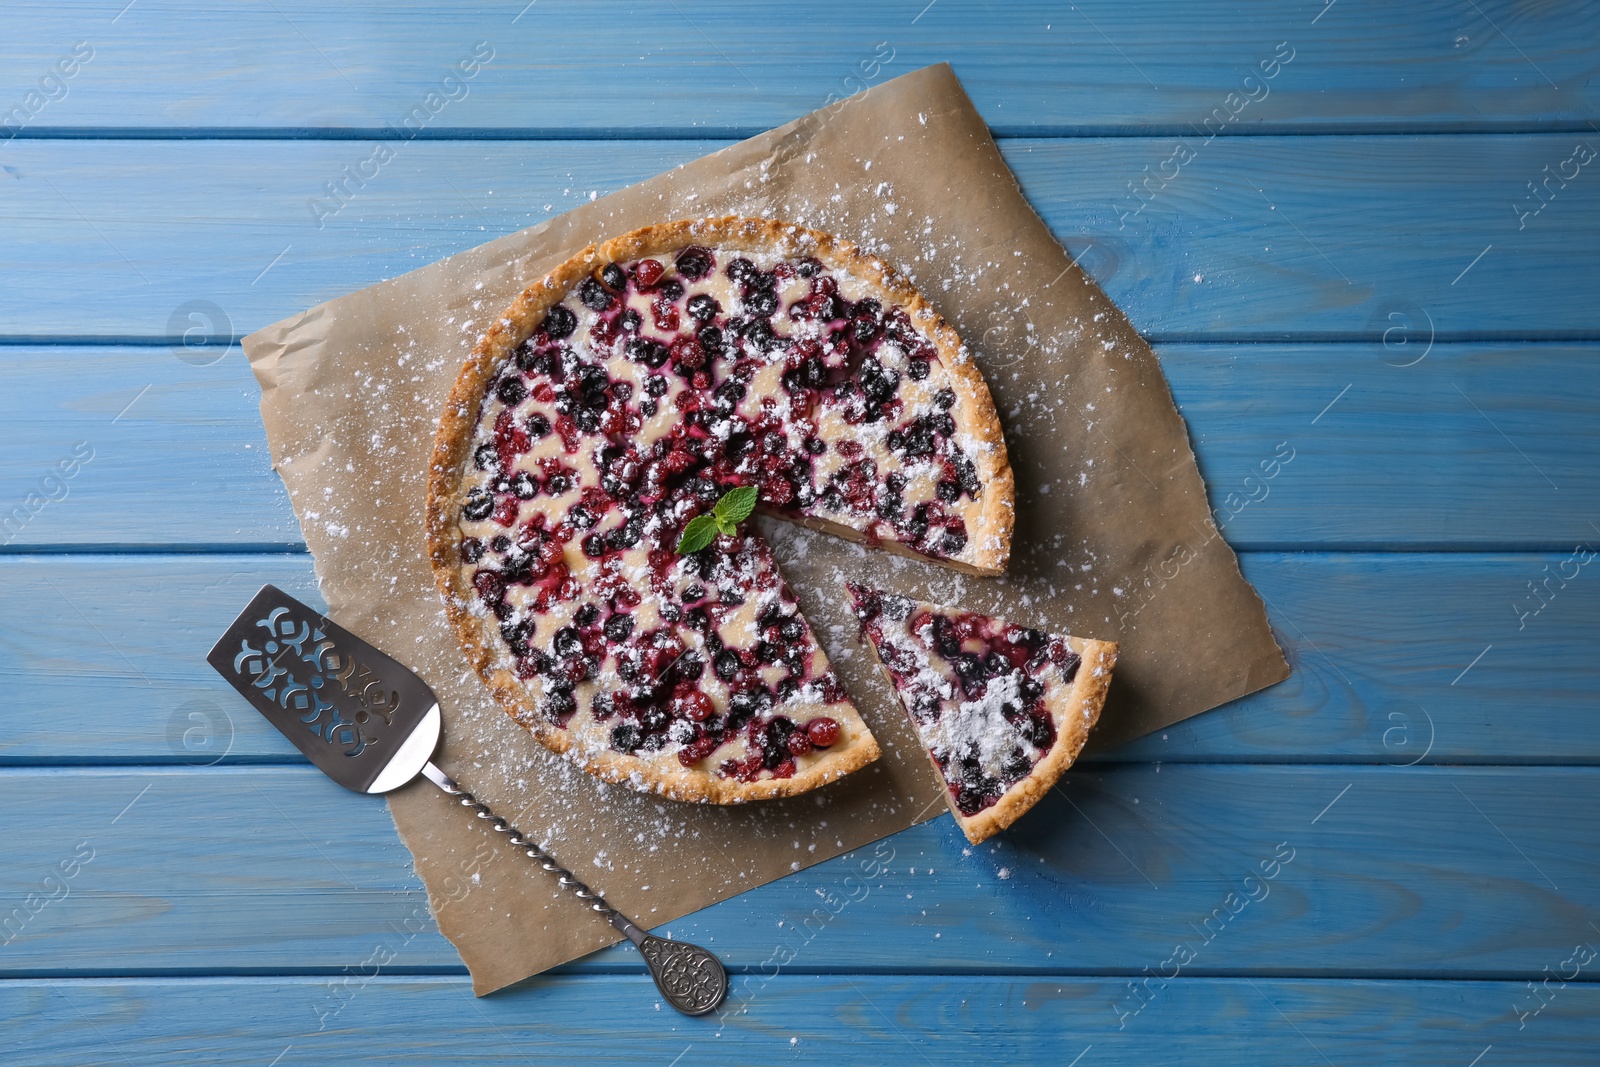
top-left (426, 218), bottom-right (1014, 802)
top-left (847, 584), bottom-right (1115, 843)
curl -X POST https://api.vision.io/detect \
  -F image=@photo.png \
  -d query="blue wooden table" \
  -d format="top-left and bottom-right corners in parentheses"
top-left (4, 3), bottom-right (1599, 1063)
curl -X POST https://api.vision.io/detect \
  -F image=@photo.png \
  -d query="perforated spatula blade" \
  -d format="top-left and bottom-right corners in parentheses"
top-left (207, 584), bottom-right (728, 1016)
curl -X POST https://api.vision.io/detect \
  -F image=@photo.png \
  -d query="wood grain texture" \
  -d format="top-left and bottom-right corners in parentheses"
top-left (0, 136), bottom-right (1596, 342)
top-left (0, 766), bottom-right (1595, 978)
top-left (1, 553), bottom-right (1593, 766)
top-left (5, 1), bottom-right (1598, 135)
top-left (6, 975), bottom-right (1597, 1066)
top-left (2, 343), bottom-right (1594, 551)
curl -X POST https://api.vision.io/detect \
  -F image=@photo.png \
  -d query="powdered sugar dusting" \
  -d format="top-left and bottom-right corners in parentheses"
top-left (847, 586), bottom-right (1085, 821)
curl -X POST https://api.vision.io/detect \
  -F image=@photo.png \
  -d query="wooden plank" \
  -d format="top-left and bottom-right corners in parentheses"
top-left (2, 343), bottom-right (1595, 551)
top-left (0, 137), bottom-right (1597, 341)
top-left (6, 1), bottom-right (1599, 135)
top-left (1, 552), bottom-right (1594, 766)
top-left (5, 975), bottom-right (1596, 1066)
top-left (1, 765), bottom-right (1596, 978)
top-left (0, 346), bottom-right (302, 551)
top-left (1159, 342), bottom-right (1600, 550)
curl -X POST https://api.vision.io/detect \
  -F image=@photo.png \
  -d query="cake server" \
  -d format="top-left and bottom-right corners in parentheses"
top-left (206, 584), bottom-right (728, 1016)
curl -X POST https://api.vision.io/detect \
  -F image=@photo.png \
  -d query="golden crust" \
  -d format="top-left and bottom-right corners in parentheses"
top-left (953, 637), bottom-right (1117, 845)
top-left (431, 216), bottom-right (1023, 803)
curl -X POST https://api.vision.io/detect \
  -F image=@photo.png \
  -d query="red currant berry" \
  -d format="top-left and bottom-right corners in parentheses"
top-left (806, 717), bottom-right (840, 748)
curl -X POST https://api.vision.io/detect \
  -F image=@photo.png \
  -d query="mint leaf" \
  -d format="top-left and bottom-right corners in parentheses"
top-left (676, 514), bottom-right (720, 554)
top-left (676, 485), bottom-right (761, 555)
top-left (715, 484), bottom-right (758, 526)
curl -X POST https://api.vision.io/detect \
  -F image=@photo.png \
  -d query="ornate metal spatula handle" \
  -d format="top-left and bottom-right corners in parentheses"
top-left (420, 762), bottom-right (729, 1016)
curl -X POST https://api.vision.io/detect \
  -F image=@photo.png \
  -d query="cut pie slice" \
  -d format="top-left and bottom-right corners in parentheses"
top-left (847, 584), bottom-right (1116, 843)
top-left (426, 218), bottom-right (1014, 803)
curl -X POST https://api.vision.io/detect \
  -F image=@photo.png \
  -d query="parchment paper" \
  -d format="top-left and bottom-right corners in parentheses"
top-left (242, 63), bottom-right (1288, 995)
